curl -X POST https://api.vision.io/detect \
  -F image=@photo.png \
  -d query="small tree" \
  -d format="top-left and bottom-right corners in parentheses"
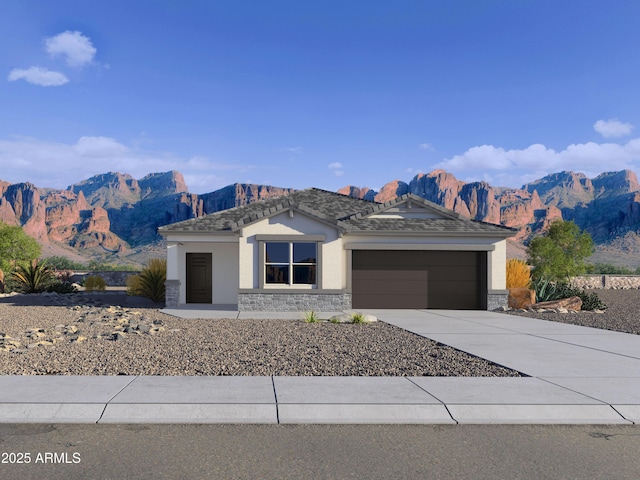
top-left (0, 222), bottom-right (40, 272)
top-left (527, 220), bottom-right (594, 282)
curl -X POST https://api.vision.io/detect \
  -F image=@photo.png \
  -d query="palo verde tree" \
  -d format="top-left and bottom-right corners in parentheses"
top-left (0, 222), bottom-right (41, 272)
top-left (526, 219), bottom-right (594, 282)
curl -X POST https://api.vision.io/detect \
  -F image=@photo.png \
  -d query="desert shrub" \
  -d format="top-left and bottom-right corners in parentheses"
top-left (127, 258), bottom-right (166, 302)
top-left (532, 277), bottom-right (606, 311)
top-left (11, 259), bottom-right (55, 293)
top-left (87, 260), bottom-right (138, 272)
top-left (506, 259), bottom-right (531, 289)
top-left (46, 281), bottom-right (78, 294)
top-left (52, 269), bottom-right (73, 283)
top-left (45, 256), bottom-right (86, 270)
top-left (303, 310), bottom-right (319, 323)
top-left (351, 312), bottom-right (366, 324)
top-left (126, 274), bottom-right (143, 296)
top-left (585, 263), bottom-right (640, 275)
top-left (552, 283), bottom-right (607, 311)
top-left (84, 275), bottom-right (106, 291)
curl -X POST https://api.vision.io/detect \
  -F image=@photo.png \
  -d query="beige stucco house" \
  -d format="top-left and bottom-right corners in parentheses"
top-left (159, 188), bottom-right (516, 311)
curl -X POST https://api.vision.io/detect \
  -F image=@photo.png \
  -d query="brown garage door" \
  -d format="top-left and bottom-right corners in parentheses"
top-left (352, 250), bottom-right (486, 310)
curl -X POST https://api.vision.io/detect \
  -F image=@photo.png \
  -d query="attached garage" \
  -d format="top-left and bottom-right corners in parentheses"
top-left (351, 250), bottom-right (487, 310)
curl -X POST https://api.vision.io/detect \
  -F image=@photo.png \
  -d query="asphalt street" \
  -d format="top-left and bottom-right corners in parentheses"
top-left (1, 424), bottom-right (639, 480)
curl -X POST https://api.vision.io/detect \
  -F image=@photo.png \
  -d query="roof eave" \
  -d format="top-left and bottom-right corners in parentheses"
top-left (344, 230), bottom-right (517, 238)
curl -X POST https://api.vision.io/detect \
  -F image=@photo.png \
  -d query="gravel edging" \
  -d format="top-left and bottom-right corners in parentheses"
top-left (0, 295), bottom-right (520, 377)
top-left (503, 289), bottom-right (640, 335)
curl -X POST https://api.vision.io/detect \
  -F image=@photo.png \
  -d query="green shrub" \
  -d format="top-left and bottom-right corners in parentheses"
top-left (303, 310), bottom-right (319, 323)
top-left (350, 312), bottom-right (366, 324)
top-left (46, 281), bottom-right (78, 294)
top-left (552, 283), bottom-right (607, 311)
top-left (127, 258), bottom-right (166, 303)
top-left (532, 277), bottom-right (606, 311)
top-left (84, 275), bottom-right (106, 291)
top-left (45, 256), bottom-right (86, 271)
top-left (11, 259), bottom-right (55, 293)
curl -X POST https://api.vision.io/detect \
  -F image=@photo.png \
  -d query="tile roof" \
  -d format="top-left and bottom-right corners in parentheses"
top-left (158, 187), bottom-right (516, 237)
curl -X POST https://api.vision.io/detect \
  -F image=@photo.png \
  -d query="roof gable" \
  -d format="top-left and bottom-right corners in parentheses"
top-left (342, 194), bottom-right (461, 221)
top-left (158, 188), bottom-right (374, 234)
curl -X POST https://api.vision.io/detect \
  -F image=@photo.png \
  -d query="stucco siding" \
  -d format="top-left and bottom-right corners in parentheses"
top-left (239, 210), bottom-right (341, 289)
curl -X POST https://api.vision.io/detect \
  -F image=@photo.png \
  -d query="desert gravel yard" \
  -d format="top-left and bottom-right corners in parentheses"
top-left (505, 289), bottom-right (640, 335)
top-left (0, 293), bottom-right (519, 377)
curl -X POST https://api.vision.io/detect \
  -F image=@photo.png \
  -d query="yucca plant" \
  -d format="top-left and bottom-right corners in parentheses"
top-left (128, 258), bottom-right (166, 303)
top-left (506, 259), bottom-right (531, 289)
top-left (11, 259), bottom-right (54, 293)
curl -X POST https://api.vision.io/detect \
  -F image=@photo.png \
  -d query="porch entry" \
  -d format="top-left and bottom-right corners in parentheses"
top-left (186, 253), bottom-right (212, 303)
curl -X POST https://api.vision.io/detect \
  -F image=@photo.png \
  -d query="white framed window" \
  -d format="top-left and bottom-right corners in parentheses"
top-left (265, 242), bottom-right (317, 285)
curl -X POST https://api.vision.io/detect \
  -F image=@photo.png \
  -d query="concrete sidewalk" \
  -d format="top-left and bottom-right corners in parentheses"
top-left (0, 310), bottom-right (638, 424)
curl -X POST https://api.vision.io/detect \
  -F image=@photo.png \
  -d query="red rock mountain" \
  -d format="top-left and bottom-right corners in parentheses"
top-left (339, 169), bottom-right (640, 244)
top-left (1, 168), bottom-right (640, 263)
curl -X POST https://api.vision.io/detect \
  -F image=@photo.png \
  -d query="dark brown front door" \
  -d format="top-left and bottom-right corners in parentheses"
top-left (351, 250), bottom-right (486, 310)
top-left (186, 253), bottom-right (212, 303)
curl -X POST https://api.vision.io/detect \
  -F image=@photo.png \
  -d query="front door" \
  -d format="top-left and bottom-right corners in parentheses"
top-left (186, 253), bottom-right (212, 303)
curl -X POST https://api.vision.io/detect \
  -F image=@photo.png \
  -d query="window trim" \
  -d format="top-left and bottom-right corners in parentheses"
top-left (259, 238), bottom-right (322, 289)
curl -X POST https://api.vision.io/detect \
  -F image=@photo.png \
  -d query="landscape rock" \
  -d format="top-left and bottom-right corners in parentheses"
top-left (530, 296), bottom-right (582, 311)
top-left (508, 288), bottom-right (536, 309)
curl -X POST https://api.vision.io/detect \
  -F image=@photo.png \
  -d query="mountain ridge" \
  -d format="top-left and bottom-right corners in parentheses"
top-left (1, 168), bottom-right (640, 267)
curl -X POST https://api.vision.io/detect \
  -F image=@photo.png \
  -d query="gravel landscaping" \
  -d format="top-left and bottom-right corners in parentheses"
top-left (0, 292), bottom-right (519, 377)
top-left (504, 289), bottom-right (640, 335)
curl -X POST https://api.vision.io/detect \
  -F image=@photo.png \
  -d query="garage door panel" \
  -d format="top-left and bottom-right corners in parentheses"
top-left (353, 282), bottom-right (426, 296)
top-left (352, 250), bottom-right (486, 310)
top-left (354, 294), bottom-right (428, 309)
top-left (430, 294), bottom-right (479, 310)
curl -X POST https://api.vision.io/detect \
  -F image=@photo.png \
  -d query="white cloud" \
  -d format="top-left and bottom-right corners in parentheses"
top-left (45, 31), bottom-right (97, 67)
top-left (7, 67), bottom-right (69, 86)
top-left (328, 162), bottom-right (344, 176)
top-left (419, 143), bottom-right (432, 151)
top-left (594, 118), bottom-right (634, 138)
top-left (74, 136), bottom-right (128, 157)
top-left (435, 138), bottom-right (640, 187)
top-left (0, 135), bottom-right (253, 193)
top-left (286, 147), bottom-right (303, 153)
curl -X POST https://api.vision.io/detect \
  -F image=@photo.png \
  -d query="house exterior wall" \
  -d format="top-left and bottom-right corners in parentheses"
top-left (165, 239), bottom-right (239, 306)
top-left (164, 205), bottom-right (512, 310)
top-left (238, 210), bottom-right (343, 289)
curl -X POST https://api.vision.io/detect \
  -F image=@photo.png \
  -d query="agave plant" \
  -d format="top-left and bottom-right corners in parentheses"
top-left (12, 259), bottom-right (54, 293)
top-left (531, 277), bottom-right (558, 302)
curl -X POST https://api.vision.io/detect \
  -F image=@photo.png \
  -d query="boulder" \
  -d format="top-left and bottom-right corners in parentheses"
top-left (508, 288), bottom-right (536, 309)
top-left (531, 296), bottom-right (582, 312)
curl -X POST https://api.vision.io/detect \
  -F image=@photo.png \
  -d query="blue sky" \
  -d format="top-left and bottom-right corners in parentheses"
top-left (2, 1), bottom-right (640, 194)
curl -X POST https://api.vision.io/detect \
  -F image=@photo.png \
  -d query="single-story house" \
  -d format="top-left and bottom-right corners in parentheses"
top-left (158, 188), bottom-right (516, 311)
